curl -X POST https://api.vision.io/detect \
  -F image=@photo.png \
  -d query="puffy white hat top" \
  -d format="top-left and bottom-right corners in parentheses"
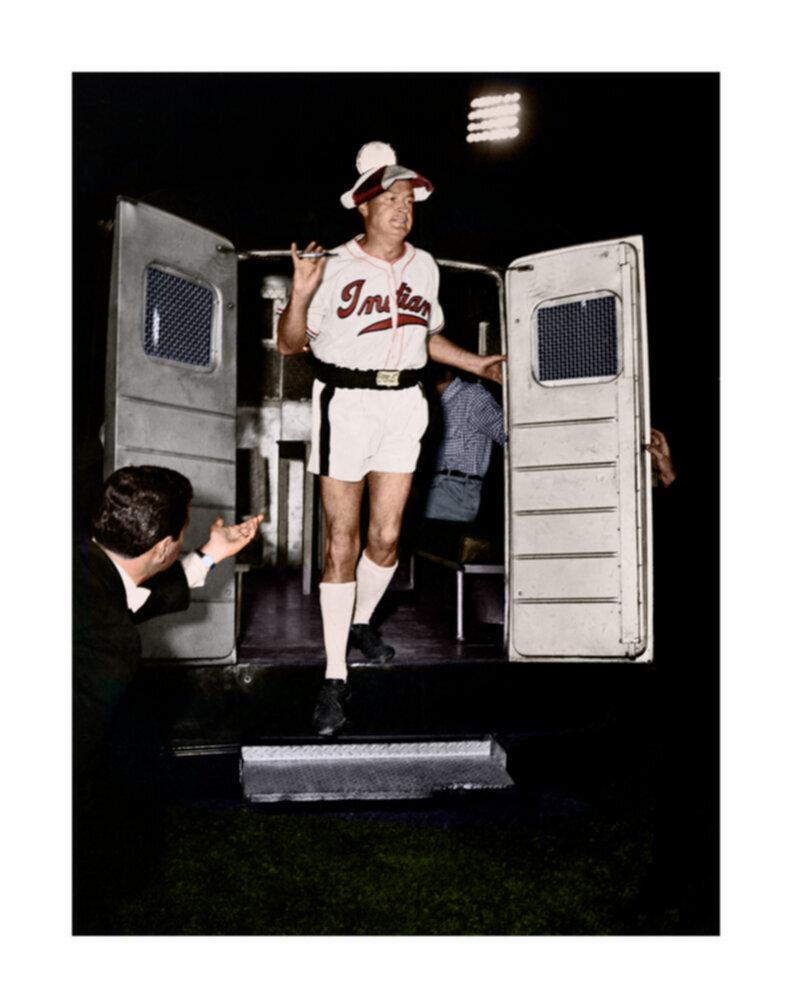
top-left (340, 141), bottom-right (434, 209)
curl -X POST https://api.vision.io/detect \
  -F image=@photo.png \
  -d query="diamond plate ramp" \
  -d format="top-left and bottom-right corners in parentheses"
top-left (241, 737), bottom-right (514, 802)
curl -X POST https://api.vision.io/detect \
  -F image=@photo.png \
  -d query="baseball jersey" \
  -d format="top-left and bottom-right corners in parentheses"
top-left (304, 236), bottom-right (445, 371)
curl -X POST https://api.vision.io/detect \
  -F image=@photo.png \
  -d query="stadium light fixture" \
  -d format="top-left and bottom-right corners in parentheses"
top-left (466, 91), bottom-right (522, 144)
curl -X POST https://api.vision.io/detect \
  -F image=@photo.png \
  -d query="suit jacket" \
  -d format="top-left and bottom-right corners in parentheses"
top-left (73, 538), bottom-right (190, 765)
top-left (73, 538), bottom-right (191, 923)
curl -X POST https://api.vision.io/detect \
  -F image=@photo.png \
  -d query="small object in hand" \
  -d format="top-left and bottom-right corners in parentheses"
top-left (297, 251), bottom-right (338, 259)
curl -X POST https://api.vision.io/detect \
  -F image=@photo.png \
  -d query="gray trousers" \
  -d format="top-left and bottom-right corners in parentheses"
top-left (423, 473), bottom-right (482, 523)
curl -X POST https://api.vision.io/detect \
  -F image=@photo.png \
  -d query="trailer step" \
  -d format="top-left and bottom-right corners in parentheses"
top-left (240, 736), bottom-right (514, 802)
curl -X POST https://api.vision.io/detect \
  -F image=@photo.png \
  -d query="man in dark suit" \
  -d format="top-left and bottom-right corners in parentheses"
top-left (73, 465), bottom-right (262, 931)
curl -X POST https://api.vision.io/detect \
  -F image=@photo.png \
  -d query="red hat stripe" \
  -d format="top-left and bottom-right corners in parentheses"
top-left (352, 166), bottom-right (388, 205)
top-left (352, 167), bottom-right (434, 206)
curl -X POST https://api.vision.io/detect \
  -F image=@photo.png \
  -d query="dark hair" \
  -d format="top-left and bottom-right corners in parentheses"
top-left (426, 362), bottom-right (454, 384)
top-left (91, 465), bottom-right (193, 558)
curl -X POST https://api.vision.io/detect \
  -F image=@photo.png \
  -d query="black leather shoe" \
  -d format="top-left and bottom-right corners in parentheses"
top-left (312, 678), bottom-right (350, 737)
top-left (348, 623), bottom-right (395, 663)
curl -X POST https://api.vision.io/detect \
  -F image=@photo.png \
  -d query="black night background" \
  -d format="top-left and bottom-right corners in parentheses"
top-left (72, 72), bottom-right (719, 936)
top-left (75, 72), bottom-right (719, 505)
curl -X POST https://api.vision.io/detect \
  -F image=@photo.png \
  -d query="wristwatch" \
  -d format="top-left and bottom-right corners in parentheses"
top-left (197, 549), bottom-right (216, 570)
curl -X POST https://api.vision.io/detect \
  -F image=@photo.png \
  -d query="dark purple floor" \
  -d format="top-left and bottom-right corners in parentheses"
top-left (237, 563), bottom-right (505, 665)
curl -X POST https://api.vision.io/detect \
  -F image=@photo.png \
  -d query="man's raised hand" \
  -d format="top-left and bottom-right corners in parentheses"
top-left (290, 241), bottom-right (328, 299)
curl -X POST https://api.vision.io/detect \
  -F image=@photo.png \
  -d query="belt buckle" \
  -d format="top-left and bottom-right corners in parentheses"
top-left (376, 369), bottom-right (400, 388)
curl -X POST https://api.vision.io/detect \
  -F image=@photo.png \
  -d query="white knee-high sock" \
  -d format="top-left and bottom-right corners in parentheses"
top-left (352, 550), bottom-right (398, 625)
top-left (319, 581), bottom-right (356, 681)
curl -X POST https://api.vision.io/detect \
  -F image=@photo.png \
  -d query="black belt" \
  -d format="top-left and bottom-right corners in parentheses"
top-left (436, 469), bottom-right (482, 481)
top-left (311, 356), bottom-right (423, 389)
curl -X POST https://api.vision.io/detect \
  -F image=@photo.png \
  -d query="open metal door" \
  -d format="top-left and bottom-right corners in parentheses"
top-left (504, 237), bottom-right (653, 662)
top-left (104, 197), bottom-right (238, 662)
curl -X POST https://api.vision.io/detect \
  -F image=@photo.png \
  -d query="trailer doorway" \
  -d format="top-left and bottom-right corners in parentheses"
top-left (104, 200), bottom-right (652, 667)
top-left (233, 256), bottom-right (508, 666)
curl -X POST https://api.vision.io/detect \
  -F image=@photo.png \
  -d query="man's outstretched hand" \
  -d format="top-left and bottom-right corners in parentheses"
top-left (426, 333), bottom-right (506, 385)
top-left (201, 514), bottom-right (264, 564)
top-left (475, 354), bottom-right (507, 384)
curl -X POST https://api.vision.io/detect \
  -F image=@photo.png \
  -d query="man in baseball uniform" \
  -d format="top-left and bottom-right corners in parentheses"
top-left (277, 142), bottom-right (505, 736)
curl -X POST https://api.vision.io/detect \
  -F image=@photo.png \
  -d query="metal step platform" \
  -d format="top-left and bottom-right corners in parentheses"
top-left (241, 736), bottom-right (514, 802)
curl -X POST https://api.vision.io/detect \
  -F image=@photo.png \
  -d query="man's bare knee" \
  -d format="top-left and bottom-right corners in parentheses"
top-left (323, 529), bottom-right (360, 582)
top-left (365, 471), bottom-right (412, 567)
top-left (366, 524), bottom-right (401, 566)
top-left (319, 475), bottom-right (364, 582)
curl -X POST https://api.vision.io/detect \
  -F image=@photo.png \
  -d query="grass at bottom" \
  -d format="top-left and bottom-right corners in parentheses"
top-left (109, 801), bottom-right (656, 935)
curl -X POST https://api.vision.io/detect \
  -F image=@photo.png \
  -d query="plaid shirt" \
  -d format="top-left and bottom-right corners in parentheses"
top-left (434, 378), bottom-right (506, 477)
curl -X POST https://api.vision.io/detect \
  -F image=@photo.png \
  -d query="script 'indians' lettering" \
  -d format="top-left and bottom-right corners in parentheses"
top-left (336, 279), bottom-right (432, 335)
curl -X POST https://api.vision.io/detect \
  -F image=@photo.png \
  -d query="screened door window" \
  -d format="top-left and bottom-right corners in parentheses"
top-left (143, 265), bottom-right (215, 368)
top-left (535, 294), bottom-right (619, 383)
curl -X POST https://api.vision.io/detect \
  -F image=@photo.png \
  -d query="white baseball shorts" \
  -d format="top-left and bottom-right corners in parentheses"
top-left (307, 380), bottom-right (429, 482)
